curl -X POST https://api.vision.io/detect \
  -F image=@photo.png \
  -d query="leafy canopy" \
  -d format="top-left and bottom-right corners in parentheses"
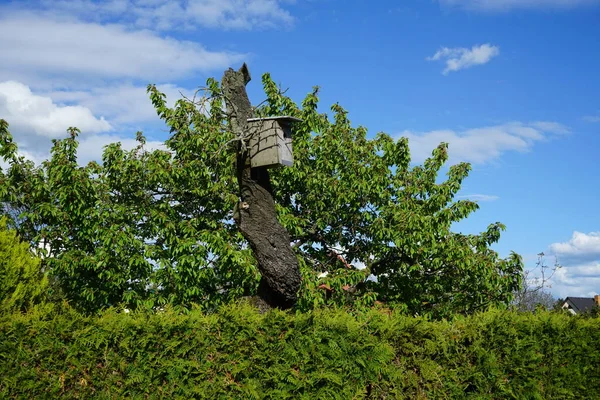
top-left (0, 73), bottom-right (522, 316)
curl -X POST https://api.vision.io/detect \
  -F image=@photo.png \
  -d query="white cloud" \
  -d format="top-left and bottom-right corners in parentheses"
top-left (0, 81), bottom-right (111, 139)
top-left (456, 194), bottom-right (499, 202)
top-left (25, 0), bottom-right (295, 31)
top-left (550, 261), bottom-right (600, 298)
top-left (44, 83), bottom-right (194, 125)
top-left (0, 12), bottom-right (245, 88)
top-left (549, 231), bottom-right (600, 263)
top-left (398, 121), bottom-right (569, 164)
top-left (9, 134), bottom-right (166, 169)
top-left (545, 231), bottom-right (600, 298)
top-left (427, 44), bottom-right (499, 75)
top-left (75, 134), bottom-right (166, 166)
top-left (0, 2), bottom-right (281, 164)
top-left (440, 0), bottom-right (600, 12)
top-left (0, 81), bottom-right (170, 166)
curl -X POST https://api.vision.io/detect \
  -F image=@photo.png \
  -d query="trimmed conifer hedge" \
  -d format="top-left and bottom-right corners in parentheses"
top-left (1, 304), bottom-right (599, 399)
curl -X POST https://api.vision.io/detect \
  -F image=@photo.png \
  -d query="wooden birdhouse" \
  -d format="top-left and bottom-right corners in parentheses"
top-left (246, 116), bottom-right (302, 168)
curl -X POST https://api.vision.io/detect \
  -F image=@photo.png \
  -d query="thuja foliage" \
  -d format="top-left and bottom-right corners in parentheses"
top-left (1, 304), bottom-right (599, 399)
top-left (0, 72), bottom-right (522, 315)
top-left (0, 217), bottom-right (48, 313)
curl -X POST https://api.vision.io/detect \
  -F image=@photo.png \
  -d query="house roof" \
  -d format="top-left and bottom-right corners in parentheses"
top-left (564, 297), bottom-right (596, 313)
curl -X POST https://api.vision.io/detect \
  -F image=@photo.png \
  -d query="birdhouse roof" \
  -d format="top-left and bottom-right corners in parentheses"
top-left (247, 116), bottom-right (303, 123)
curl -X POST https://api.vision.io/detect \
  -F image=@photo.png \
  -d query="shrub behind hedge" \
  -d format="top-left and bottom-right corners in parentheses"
top-left (0, 217), bottom-right (48, 314)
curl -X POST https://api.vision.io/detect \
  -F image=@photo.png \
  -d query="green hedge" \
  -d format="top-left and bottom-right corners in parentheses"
top-left (1, 304), bottom-right (599, 399)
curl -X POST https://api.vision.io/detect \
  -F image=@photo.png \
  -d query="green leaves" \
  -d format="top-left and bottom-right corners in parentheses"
top-left (0, 87), bottom-right (254, 313)
top-left (0, 70), bottom-right (522, 317)
top-left (260, 73), bottom-right (522, 316)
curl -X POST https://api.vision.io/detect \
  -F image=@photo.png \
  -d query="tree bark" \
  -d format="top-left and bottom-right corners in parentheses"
top-left (222, 64), bottom-right (301, 309)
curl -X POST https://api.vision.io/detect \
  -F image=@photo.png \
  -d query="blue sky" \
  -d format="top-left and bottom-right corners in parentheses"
top-left (0, 0), bottom-right (599, 298)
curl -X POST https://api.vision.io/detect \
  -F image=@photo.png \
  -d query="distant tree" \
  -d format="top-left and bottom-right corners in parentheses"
top-left (587, 305), bottom-right (600, 318)
top-left (552, 298), bottom-right (565, 311)
top-left (512, 253), bottom-right (559, 311)
top-left (0, 67), bottom-right (524, 316)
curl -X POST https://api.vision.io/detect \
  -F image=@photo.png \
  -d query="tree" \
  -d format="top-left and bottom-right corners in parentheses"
top-left (0, 121), bottom-right (258, 313)
top-left (512, 252), bottom-right (559, 312)
top-left (0, 66), bottom-right (523, 316)
top-left (256, 74), bottom-right (523, 316)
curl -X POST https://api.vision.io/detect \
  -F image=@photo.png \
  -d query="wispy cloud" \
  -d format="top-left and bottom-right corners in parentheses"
top-left (456, 194), bottom-right (499, 202)
top-left (427, 44), bottom-right (500, 75)
top-left (44, 83), bottom-right (194, 125)
top-left (16, 0), bottom-right (295, 31)
top-left (582, 115), bottom-right (600, 123)
top-left (529, 121), bottom-right (571, 134)
top-left (440, 0), bottom-right (600, 12)
top-left (0, 12), bottom-right (245, 89)
top-left (398, 121), bottom-right (569, 164)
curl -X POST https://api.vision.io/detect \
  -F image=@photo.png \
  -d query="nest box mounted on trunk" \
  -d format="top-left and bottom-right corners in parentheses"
top-left (246, 116), bottom-right (302, 168)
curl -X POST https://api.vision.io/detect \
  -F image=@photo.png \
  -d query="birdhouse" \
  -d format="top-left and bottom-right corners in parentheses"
top-left (246, 116), bottom-right (302, 168)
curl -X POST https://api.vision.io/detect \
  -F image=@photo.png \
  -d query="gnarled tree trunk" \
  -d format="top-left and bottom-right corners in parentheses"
top-left (221, 64), bottom-right (301, 309)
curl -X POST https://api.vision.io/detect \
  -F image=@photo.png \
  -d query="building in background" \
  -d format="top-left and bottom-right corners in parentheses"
top-left (561, 295), bottom-right (600, 315)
